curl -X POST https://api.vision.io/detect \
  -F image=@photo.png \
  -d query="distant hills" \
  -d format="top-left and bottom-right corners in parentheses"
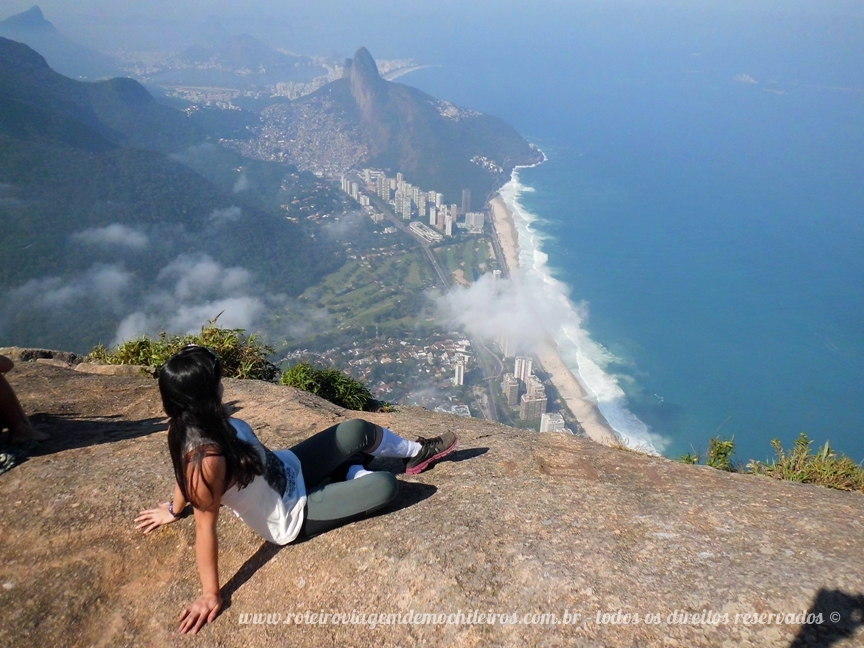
top-left (0, 37), bottom-right (196, 153)
top-left (0, 6), bottom-right (121, 79)
top-left (156, 34), bottom-right (327, 86)
top-left (0, 38), bottom-right (348, 352)
top-left (234, 47), bottom-right (543, 208)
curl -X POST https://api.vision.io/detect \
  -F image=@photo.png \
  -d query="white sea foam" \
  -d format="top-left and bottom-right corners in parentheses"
top-left (499, 166), bottom-right (668, 455)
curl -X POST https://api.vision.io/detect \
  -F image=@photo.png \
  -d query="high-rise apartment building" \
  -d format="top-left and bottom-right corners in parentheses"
top-left (526, 375), bottom-right (545, 398)
top-left (377, 176), bottom-right (390, 201)
top-left (462, 188), bottom-right (471, 214)
top-left (453, 361), bottom-right (465, 386)
top-left (502, 373), bottom-right (519, 407)
top-left (520, 390), bottom-right (548, 421)
top-left (496, 335), bottom-right (513, 357)
top-left (465, 212), bottom-right (485, 229)
top-left (514, 356), bottom-right (533, 384)
top-left (540, 412), bottom-right (566, 433)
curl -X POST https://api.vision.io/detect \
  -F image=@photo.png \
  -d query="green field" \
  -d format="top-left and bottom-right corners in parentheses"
top-left (433, 237), bottom-right (497, 284)
top-left (292, 246), bottom-right (439, 348)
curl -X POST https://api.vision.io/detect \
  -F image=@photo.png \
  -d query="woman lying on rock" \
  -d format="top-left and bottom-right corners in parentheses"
top-left (135, 345), bottom-right (456, 634)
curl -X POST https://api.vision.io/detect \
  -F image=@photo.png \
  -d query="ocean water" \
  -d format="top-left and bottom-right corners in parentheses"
top-left (397, 3), bottom-right (864, 462)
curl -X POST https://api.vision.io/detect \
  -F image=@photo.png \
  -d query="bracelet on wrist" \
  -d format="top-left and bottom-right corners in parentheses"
top-left (168, 500), bottom-right (182, 518)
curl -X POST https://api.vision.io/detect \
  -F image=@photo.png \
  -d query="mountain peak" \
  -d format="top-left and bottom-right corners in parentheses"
top-left (1, 6), bottom-right (52, 30)
top-left (349, 46), bottom-right (386, 121)
top-left (352, 47), bottom-right (380, 78)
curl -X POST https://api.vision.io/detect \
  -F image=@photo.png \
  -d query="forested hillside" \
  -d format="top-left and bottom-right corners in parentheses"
top-left (0, 38), bottom-right (351, 352)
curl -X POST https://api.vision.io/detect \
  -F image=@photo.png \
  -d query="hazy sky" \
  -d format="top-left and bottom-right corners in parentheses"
top-left (5, 0), bottom-right (863, 60)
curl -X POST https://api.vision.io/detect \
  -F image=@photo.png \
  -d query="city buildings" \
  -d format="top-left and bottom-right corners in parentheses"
top-left (520, 390), bottom-right (548, 421)
top-left (502, 373), bottom-right (519, 407)
top-left (409, 221), bottom-right (444, 243)
top-left (343, 169), bottom-right (494, 244)
top-left (526, 374), bottom-right (545, 397)
top-left (453, 359), bottom-right (465, 386)
top-left (514, 356), bottom-right (533, 384)
top-left (464, 211), bottom-right (485, 231)
top-left (540, 412), bottom-right (567, 433)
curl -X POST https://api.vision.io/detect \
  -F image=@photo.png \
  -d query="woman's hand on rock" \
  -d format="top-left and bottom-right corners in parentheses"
top-left (179, 593), bottom-right (223, 634)
top-left (134, 502), bottom-right (178, 534)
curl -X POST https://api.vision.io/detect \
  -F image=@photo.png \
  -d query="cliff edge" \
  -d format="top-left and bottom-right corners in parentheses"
top-left (1, 356), bottom-right (862, 647)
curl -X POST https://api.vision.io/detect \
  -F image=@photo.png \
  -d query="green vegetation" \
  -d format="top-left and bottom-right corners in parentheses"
top-left (749, 434), bottom-right (864, 492)
top-left (89, 321), bottom-right (279, 381)
top-left (433, 237), bottom-right (497, 284)
top-left (294, 247), bottom-right (437, 348)
top-left (281, 362), bottom-right (377, 411)
top-left (705, 436), bottom-right (736, 472)
top-left (679, 433), bottom-right (864, 493)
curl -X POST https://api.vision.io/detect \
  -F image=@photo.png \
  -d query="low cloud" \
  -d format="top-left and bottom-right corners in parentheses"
top-left (434, 271), bottom-right (570, 355)
top-left (209, 206), bottom-right (243, 224)
top-left (233, 173), bottom-right (249, 193)
top-left (116, 295), bottom-right (268, 344)
top-left (8, 264), bottom-right (134, 310)
top-left (169, 143), bottom-right (218, 167)
top-left (1, 253), bottom-right (330, 352)
top-left (320, 210), bottom-right (364, 240)
top-left (113, 253), bottom-right (330, 346)
top-left (115, 253), bottom-right (265, 343)
top-left (72, 224), bottom-right (149, 250)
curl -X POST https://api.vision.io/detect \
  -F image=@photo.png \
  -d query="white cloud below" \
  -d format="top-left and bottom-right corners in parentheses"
top-left (72, 224), bottom-right (149, 250)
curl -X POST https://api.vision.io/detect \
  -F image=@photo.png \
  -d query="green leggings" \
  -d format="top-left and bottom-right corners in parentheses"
top-left (290, 419), bottom-right (399, 537)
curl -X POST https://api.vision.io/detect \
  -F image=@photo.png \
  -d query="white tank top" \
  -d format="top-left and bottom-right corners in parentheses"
top-left (218, 419), bottom-right (307, 545)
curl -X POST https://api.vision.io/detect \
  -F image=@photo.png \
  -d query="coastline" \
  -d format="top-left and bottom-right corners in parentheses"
top-left (488, 193), bottom-right (621, 447)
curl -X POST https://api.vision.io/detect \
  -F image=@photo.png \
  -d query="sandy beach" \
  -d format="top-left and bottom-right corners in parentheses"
top-left (488, 194), bottom-right (620, 447)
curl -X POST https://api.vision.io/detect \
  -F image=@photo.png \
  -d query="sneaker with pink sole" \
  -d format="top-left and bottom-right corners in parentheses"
top-left (404, 431), bottom-right (458, 475)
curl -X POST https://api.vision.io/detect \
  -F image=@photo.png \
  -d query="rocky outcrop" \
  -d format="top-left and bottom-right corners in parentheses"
top-left (1, 359), bottom-right (863, 647)
top-left (348, 46), bottom-right (388, 125)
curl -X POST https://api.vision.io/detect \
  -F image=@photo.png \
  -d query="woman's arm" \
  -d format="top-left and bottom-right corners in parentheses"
top-left (178, 453), bottom-right (227, 635)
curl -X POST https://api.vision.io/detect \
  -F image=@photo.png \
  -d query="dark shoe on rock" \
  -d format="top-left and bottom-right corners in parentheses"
top-left (405, 431), bottom-right (458, 475)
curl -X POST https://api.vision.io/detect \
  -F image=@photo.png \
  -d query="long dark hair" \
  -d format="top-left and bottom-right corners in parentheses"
top-left (158, 346), bottom-right (263, 508)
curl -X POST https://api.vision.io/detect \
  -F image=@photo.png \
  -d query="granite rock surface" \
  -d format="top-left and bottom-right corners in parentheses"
top-left (1, 357), bottom-right (862, 647)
